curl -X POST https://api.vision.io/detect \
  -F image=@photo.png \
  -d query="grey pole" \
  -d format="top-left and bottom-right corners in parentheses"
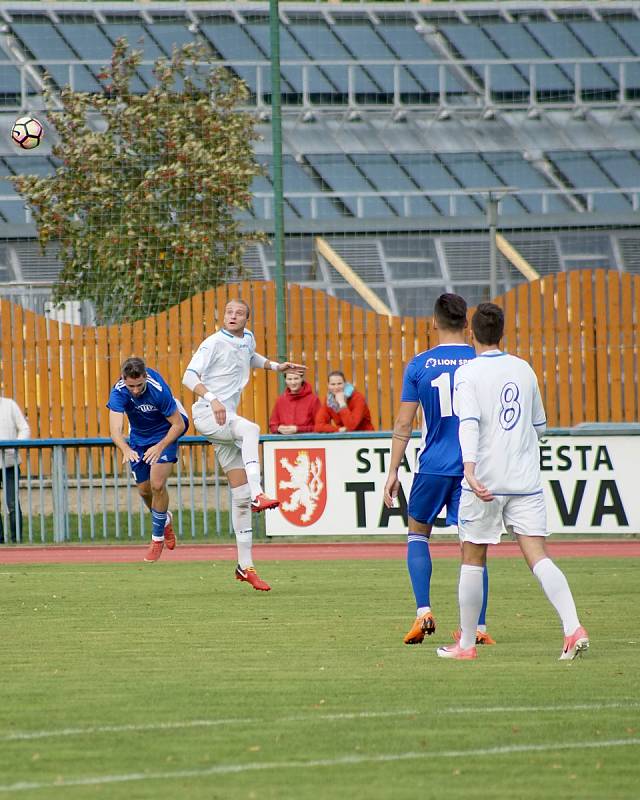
top-left (269, 0), bottom-right (288, 367)
top-left (51, 445), bottom-right (68, 543)
top-left (487, 194), bottom-right (498, 299)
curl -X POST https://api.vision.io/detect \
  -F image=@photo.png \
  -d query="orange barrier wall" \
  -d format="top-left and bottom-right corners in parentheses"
top-left (1, 271), bottom-right (638, 447)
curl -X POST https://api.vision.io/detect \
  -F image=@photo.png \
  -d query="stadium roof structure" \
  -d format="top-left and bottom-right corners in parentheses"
top-left (1, 0), bottom-right (640, 317)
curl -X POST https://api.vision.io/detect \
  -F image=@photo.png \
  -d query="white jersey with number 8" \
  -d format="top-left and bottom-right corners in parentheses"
top-left (453, 350), bottom-right (547, 495)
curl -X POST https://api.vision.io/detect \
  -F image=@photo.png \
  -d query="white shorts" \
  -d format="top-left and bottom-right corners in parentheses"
top-left (458, 490), bottom-right (548, 545)
top-left (191, 404), bottom-right (244, 473)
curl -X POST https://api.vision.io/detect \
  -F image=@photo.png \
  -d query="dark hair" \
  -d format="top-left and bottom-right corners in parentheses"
top-left (471, 303), bottom-right (504, 345)
top-left (121, 356), bottom-right (147, 379)
top-left (328, 370), bottom-right (346, 381)
top-left (434, 293), bottom-right (467, 331)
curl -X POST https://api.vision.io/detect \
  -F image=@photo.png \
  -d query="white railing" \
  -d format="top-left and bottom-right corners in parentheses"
top-left (3, 186), bottom-right (639, 223)
top-left (1, 57), bottom-right (638, 112)
top-left (253, 186), bottom-right (640, 218)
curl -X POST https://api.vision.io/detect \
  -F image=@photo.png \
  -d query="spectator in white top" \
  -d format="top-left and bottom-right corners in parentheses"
top-left (437, 302), bottom-right (588, 662)
top-left (183, 298), bottom-right (305, 591)
top-left (0, 396), bottom-right (30, 543)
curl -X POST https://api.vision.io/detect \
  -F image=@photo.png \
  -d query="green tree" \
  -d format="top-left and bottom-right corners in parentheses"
top-left (12, 40), bottom-right (264, 323)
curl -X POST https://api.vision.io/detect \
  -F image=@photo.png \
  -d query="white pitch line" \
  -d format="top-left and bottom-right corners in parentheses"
top-left (0, 718), bottom-right (252, 743)
top-left (1, 738), bottom-right (639, 793)
top-left (450, 702), bottom-right (640, 714)
top-left (2, 702), bottom-right (638, 743)
top-left (0, 712), bottom-right (411, 742)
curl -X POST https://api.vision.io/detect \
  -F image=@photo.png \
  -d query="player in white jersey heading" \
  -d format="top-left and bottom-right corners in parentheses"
top-left (183, 298), bottom-right (305, 591)
top-left (437, 303), bottom-right (588, 661)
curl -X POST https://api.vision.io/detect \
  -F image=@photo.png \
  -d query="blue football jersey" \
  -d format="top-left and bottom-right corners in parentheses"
top-left (401, 343), bottom-right (475, 475)
top-left (107, 367), bottom-right (179, 448)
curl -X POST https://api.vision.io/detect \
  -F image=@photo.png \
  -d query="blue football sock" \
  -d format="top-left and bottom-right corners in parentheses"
top-left (407, 534), bottom-right (432, 611)
top-left (151, 509), bottom-right (167, 541)
top-left (478, 564), bottom-right (489, 626)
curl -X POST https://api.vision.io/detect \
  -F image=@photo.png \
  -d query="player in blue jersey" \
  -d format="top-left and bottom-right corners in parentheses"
top-left (383, 294), bottom-right (494, 645)
top-left (108, 357), bottom-right (189, 563)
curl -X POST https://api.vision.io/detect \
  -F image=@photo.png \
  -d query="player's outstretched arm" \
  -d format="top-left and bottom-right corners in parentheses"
top-left (383, 401), bottom-right (418, 508)
top-left (108, 410), bottom-right (139, 463)
top-left (275, 361), bottom-right (306, 374)
top-left (256, 356), bottom-right (306, 374)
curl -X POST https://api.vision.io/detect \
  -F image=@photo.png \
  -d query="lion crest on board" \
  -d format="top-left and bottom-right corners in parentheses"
top-left (275, 448), bottom-right (327, 526)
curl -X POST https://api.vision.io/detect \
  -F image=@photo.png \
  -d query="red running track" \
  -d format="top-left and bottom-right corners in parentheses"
top-left (0, 539), bottom-right (638, 564)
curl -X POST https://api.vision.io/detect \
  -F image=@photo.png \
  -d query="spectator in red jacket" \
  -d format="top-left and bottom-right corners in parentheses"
top-left (269, 369), bottom-right (321, 435)
top-left (314, 370), bottom-right (374, 433)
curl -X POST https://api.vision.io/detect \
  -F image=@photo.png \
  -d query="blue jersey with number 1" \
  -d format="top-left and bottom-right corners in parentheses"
top-left (401, 343), bottom-right (475, 475)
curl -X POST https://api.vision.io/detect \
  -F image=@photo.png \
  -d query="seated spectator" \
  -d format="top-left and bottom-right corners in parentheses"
top-left (269, 369), bottom-right (321, 435)
top-left (315, 370), bottom-right (374, 433)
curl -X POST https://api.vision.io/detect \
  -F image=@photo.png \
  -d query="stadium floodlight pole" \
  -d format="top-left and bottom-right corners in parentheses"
top-left (269, 0), bottom-right (288, 369)
top-left (478, 186), bottom-right (517, 300)
top-left (487, 193), bottom-right (499, 300)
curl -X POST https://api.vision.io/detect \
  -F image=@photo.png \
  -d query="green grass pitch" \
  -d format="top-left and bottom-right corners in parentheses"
top-left (1, 556), bottom-right (639, 799)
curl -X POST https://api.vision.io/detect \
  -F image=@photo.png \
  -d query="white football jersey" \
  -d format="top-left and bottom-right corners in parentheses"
top-left (185, 328), bottom-right (267, 415)
top-left (453, 350), bottom-right (546, 495)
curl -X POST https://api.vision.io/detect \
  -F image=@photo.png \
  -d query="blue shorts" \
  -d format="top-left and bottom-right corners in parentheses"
top-left (407, 473), bottom-right (463, 527)
top-left (129, 415), bottom-right (188, 485)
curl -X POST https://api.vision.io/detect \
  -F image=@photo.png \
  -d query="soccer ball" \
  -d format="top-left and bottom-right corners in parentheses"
top-left (11, 116), bottom-right (44, 150)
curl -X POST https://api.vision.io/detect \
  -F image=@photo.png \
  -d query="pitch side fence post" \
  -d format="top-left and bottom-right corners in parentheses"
top-left (51, 444), bottom-right (68, 543)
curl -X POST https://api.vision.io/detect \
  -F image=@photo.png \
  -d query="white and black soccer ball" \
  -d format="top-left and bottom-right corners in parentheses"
top-left (11, 116), bottom-right (44, 150)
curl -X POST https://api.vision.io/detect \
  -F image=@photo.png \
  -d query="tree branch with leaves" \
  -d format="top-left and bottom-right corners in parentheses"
top-left (12, 39), bottom-right (265, 323)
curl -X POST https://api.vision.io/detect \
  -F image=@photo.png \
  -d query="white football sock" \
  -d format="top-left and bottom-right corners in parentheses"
top-left (244, 463), bottom-right (262, 502)
top-left (416, 606), bottom-right (431, 617)
top-left (231, 484), bottom-right (253, 568)
top-left (459, 564), bottom-right (484, 649)
top-left (230, 417), bottom-right (263, 500)
top-left (532, 558), bottom-right (580, 635)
